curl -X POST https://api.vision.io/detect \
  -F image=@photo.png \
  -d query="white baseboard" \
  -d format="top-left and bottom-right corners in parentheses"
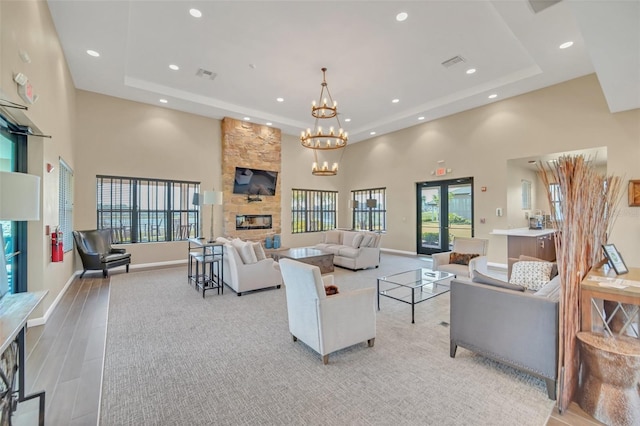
top-left (380, 248), bottom-right (416, 256)
top-left (27, 271), bottom-right (78, 328)
top-left (26, 259), bottom-right (188, 328)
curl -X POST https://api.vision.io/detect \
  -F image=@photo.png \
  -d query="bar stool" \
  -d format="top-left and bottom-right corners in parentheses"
top-left (190, 250), bottom-right (223, 298)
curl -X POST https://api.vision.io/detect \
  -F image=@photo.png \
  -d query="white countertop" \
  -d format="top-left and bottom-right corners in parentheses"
top-left (490, 228), bottom-right (556, 237)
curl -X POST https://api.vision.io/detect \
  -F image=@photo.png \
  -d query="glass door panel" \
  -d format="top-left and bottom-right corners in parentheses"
top-left (417, 178), bottom-right (473, 255)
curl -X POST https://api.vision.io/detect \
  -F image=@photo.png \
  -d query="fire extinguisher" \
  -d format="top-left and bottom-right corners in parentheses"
top-left (52, 227), bottom-right (64, 262)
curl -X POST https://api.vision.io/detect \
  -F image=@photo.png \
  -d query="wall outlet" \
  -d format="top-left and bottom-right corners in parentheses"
top-left (496, 207), bottom-right (503, 217)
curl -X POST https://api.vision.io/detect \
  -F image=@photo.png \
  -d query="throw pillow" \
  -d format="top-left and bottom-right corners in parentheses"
top-left (472, 270), bottom-right (525, 292)
top-left (351, 233), bottom-right (364, 248)
top-left (324, 284), bottom-right (339, 296)
top-left (252, 242), bottom-right (267, 261)
top-left (449, 252), bottom-right (480, 266)
top-left (324, 230), bottom-right (341, 244)
top-left (518, 255), bottom-right (559, 278)
top-left (237, 242), bottom-right (258, 264)
top-left (509, 261), bottom-right (554, 291)
top-left (361, 234), bottom-right (374, 248)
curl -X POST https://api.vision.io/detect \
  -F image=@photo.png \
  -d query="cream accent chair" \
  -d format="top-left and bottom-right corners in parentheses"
top-left (279, 258), bottom-right (376, 364)
top-left (218, 240), bottom-right (283, 296)
top-left (431, 237), bottom-right (489, 279)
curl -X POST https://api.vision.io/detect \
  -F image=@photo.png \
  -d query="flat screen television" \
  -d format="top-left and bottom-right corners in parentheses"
top-left (233, 167), bottom-right (278, 196)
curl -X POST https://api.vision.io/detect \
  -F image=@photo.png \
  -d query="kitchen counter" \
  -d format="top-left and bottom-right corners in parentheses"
top-left (491, 228), bottom-right (556, 237)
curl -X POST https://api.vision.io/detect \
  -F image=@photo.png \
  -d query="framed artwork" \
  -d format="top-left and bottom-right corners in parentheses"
top-left (602, 244), bottom-right (628, 275)
top-left (628, 180), bottom-right (640, 206)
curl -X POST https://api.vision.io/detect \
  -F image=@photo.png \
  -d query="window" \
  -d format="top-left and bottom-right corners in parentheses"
top-left (549, 183), bottom-right (562, 222)
top-left (351, 188), bottom-right (386, 231)
top-left (59, 159), bottom-right (74, 252)
top-left (97, 176), bottom-right (200, 243)
top-left (291, 189), bottom-right (337, 233)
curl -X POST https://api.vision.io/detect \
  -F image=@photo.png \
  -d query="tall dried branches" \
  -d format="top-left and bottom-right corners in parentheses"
top-left (538, 154), bottom-right (623, 412)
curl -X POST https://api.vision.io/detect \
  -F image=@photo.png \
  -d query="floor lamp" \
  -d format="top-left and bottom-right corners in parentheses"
top-left (202, 190), bottom-right (223, 242)
top-left (0, 171), bottom-right (41, 297)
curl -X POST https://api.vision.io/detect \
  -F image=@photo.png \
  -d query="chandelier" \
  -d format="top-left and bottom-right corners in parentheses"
top-left (300, 68), bottom-right (348, 176)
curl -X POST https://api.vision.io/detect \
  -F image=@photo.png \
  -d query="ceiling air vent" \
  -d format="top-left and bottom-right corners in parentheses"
top-left (196, 68), bottom-right (217, 80)
top-left (441, 55), bottom-right (466, 68)
top-left (528, 0), bottom-right (562, 14)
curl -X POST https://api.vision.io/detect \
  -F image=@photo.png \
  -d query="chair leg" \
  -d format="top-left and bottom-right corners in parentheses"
top-left (103, 269), bottom-right (108, 278)
top-left (450, 341), bottom-right (458, 358)
top-left (126, 264), bottom-right (130, 273)
top-left (80, 270), bottom-right (86, 278)
top-left (367, 338), bottom-right (375, 347)
top-left (322, 355), bottom-right (329, 365)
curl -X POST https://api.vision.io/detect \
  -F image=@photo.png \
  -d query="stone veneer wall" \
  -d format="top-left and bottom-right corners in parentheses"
top-left (221, 117), bottom-right (281, 242)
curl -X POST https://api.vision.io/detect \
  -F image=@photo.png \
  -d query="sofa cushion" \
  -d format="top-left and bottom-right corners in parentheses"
top-left (341, 231), bottom-right (362, 248)
top-left (252, 242), bottom-right (267, 261)
top-left (509, 260), bottom-right (554, 291)
top-left (338, 247), bottom-right (359, 258)
top-left (324, 230), bottom-right (341, 244)
top-left (533, 275), bottom-right (561, 301)
top-left (323, 245), bottom-right (342, 255)
top-left (472, 270), bottom-right (525, 292)
top-left (361, 234), bottom-right (374, 247)
top-left (449, 252), bottom-right (480, 266)
top-left (351, 233), bottom-right (364, 248)
top-left (231, 239), bottom-right (257, 264)
top-left (518, 255), bottom-right (558, 278)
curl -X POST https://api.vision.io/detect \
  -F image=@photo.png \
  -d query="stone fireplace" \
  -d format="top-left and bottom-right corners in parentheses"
top-left (221, 117), bottom-right (281, 242)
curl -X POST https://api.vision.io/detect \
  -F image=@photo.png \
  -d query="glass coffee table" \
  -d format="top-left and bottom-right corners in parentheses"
top-left (377, 268), bottom-right (454, 323)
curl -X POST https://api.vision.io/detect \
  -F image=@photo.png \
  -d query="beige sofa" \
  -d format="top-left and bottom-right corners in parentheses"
top-left (314, 229), bottom-right (381, 270)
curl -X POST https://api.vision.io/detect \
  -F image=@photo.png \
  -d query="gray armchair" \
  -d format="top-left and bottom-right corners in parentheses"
top-left (73, 229), bottom-right (131, 278)
top-left (449, 277), bottom-right (559, 399)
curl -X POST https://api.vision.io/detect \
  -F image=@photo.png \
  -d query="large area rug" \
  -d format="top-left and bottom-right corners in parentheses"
top-left (100, 254), bottom-right (555, 425)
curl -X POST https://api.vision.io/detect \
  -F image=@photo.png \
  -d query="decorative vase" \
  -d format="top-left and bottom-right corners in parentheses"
top-left (265, 236), bottom-right (273, 249)
top-left (273, 234), bottom-right (281, 249)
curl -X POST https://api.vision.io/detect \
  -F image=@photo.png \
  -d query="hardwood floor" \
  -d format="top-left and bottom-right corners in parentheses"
top-left (11, 272), bottom-right (603, 426)
top-left (13, 275), bottom-right (109, 426)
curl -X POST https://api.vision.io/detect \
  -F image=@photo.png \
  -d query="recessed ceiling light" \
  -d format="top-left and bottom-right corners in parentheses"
top-left (370, 131), bottom-right (376, 135)
top-left (466, 68), bottom-right (476, 75)
top-left (266, 122), bottom-right (272, 126)
top-left (189, 8), bottom-right (202, 18)
top-left (418, 116), bottom-right (425, 121)
top-left (159, 99), bottom-right (168, 104)
top-left (86, 50), bottom-right (100, 57)
top-left (396, 12), bottom-right (408, 22)
top-left (559, 41), bottom-right (574, 49)
top-left (488, 94), bottom-right (498, 99)
top-left (244, 117), bottom-right (251, 121)
top-left (345, 118), bottom-right (351, 122)
top-left (276, 97), bottom-right (284, 102)
top-left (169, 64), bottom-right (179, 71)
top-left (392, 99), bottom-right (400, 104)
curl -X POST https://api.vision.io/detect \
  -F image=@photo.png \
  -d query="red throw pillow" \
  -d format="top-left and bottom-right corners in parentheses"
top-left (449, 252), bottom-right (480, 266)
top-left (324, 285), bottom-right (339, 296)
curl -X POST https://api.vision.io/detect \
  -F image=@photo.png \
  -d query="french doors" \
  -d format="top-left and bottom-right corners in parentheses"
top-left (416, 177), bottom-right (474, 255)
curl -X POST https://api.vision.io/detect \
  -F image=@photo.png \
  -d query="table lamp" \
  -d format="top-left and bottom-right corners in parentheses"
top-left (202, 190), bottom-right (223, 242)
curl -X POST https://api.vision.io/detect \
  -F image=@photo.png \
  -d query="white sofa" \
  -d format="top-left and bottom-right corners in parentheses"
top-left (314, 229), bottom-right (381, 270)
top-left (279, 258), bottom-right (376, 364)
top-left (217, 237), bottom-right (283, 296)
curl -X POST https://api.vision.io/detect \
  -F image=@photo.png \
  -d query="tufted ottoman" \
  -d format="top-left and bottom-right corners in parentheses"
top-left (576, 331), bottom-right (640, 426)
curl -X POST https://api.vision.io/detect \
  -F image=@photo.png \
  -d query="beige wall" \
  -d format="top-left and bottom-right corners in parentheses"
top-left (1, 0), bottom-right (77, 317)
top-left (339, 75), bottom-right (640, 265)
top-left (75, 90), bottom-right (222, 265)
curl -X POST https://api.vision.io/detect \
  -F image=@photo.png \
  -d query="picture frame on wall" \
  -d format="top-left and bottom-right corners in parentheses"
top-left (629, 180), bottom-right (640, 206)
top-left (602, 244), bottom-right (628, 275)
